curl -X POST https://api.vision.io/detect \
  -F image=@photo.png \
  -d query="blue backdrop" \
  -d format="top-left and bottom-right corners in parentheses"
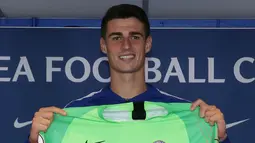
top-left (0, 27), bottom-right (254, 143)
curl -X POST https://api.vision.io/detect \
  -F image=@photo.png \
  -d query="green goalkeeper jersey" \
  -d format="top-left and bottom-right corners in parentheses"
top-left (38, 102), bottom-right (218, 143)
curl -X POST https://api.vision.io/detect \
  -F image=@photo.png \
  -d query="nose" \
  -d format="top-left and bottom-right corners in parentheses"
top-left (122, 38), bottom-right (132, 50)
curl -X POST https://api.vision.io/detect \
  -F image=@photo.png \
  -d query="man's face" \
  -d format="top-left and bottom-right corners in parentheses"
top-left (100, 17), bottom-right (152, 74)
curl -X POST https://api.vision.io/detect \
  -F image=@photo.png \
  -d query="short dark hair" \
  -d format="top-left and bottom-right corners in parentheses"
top-left (101, 4), bottom-right (150, 39)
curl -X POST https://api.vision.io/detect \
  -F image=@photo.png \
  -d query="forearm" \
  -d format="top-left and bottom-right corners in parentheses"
top-left (24, 135), bottom-right (37, 143)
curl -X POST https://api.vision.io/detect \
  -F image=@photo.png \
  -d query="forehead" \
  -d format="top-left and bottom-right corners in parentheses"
top-left (106, 18), bottom-right (144, 35)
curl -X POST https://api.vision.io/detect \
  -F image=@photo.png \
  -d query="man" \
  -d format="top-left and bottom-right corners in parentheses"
top-left (27, 4), bottom-right (230, 143)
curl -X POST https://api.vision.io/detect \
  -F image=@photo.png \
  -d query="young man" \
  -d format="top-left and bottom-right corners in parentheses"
top-left (27, 4), bottom-right (230, 143)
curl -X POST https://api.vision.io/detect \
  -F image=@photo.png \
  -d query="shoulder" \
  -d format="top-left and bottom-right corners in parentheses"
top-left (148, 84), bottom-right (191, 103)
top-left (64, 88), bottom-right (104, 108)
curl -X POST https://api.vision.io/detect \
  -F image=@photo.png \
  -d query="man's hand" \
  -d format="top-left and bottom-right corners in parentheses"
top-left (29, 106), bottom-right (67, 143)
top-left (190, 99), bottom-right (227, 141)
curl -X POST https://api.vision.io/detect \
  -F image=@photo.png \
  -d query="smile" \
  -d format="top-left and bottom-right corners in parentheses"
top-left (119, 54), bottom-right (135, 60)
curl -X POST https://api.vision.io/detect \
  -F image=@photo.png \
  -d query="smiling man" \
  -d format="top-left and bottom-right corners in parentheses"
top-left (27, 4), bottom-right (230, 143)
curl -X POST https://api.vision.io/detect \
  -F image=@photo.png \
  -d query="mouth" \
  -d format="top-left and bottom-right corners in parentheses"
top-left (119, 54), bottom-right (135, 60)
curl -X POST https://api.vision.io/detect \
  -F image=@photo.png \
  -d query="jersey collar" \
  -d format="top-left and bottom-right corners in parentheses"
top-left (102, 83), bottom-right (158, 103)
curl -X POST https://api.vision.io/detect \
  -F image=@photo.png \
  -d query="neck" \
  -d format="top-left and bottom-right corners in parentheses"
top-left (110, 68), bottom-right (147, 99)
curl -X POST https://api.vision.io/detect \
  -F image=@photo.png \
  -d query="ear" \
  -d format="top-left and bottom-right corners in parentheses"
top-left (100, 38), bottom-right (107, 54)
top-left (145, 36), bottom-right (152, 54)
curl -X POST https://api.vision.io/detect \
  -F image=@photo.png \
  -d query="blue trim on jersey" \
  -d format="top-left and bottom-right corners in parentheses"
top-left (65, 84), bottom-right (188, 107)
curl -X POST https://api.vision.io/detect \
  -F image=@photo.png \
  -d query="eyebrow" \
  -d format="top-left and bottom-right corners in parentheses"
top-left (130, 32), bottom-right (144, 37)
top-left (108, 32), bottom-right (144, 38)
top-left (108, 32), bottom-right (122, 38)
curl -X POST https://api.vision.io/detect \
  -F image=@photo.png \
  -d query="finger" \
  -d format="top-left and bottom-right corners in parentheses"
top-left (208, 113), bottom-right (224, 126)
top-left (42, 112), bottom-right (55, 120)
top-left (32, 117), bottom-right (51, 133)
top-left (205, 109), bottom-right (218, 117)
top-left (208, 105), bottom-right (216, 111)
top-left (204, 116), bottom-right (216, 126)
top-left (201, 105), bottom-right (216, 118)
top-left (35, 111), bottom-right (54, 120)
top-left (31, 123), bottom-right (47, 134)
top-left (209, 120), bottom-right (215, 126)
top-left (38, 117), bottom-right (51, 127)
top-left (210, 113), bottom-right (224, 122)
top-left (40, 106), bottom-right (66, 116)
top-left (38, 123), bottom-right (49, 132)
top-left (190, 99), bottom-right (205, 110)
top-left (33, 116), bottom-right (51, 126)
top-left (199, 105), bottom-right (209, 118)
top-left (208, 114), bottom-right (225, 129)
top-left (205, 116), bottom-right (209, 123)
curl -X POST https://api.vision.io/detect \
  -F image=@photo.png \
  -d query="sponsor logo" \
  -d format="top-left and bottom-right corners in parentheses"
top-left (14, 118), bottom-right (32, 128)
top-left (154, 140), bottom-right (165, 143)
top-left (226, 118), bottom-right (250, 129)
top-left (85, 140), bottom-right (105, 143)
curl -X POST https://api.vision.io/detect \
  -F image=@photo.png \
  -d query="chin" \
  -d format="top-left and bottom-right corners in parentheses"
top-left (110, 62), bottom-right (144, 73)
top-left (113, 68), bottom-right (135, 73)
top-left (115, 66), bottom-right (143, 73)
top-left (118, 69), bottom-right (138, 73)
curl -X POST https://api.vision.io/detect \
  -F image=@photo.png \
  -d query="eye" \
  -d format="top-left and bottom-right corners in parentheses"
top-left (112, 36), bottom-right (122, 41)
top-left (131, 35), bottom-right (140, 40)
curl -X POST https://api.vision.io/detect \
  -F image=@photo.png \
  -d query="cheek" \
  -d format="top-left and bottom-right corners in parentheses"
top-left (134, 45), bottom-right (146, 56)
top-left (107, 47), bottom-right (120, 61)
top-left (107, 43), bottom-right (122, 53)
top-left (107, 47), bottom-right (120, 55)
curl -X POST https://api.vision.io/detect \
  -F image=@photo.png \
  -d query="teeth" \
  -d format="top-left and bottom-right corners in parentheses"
top-left (120, 55), bottom-right (134, 59)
